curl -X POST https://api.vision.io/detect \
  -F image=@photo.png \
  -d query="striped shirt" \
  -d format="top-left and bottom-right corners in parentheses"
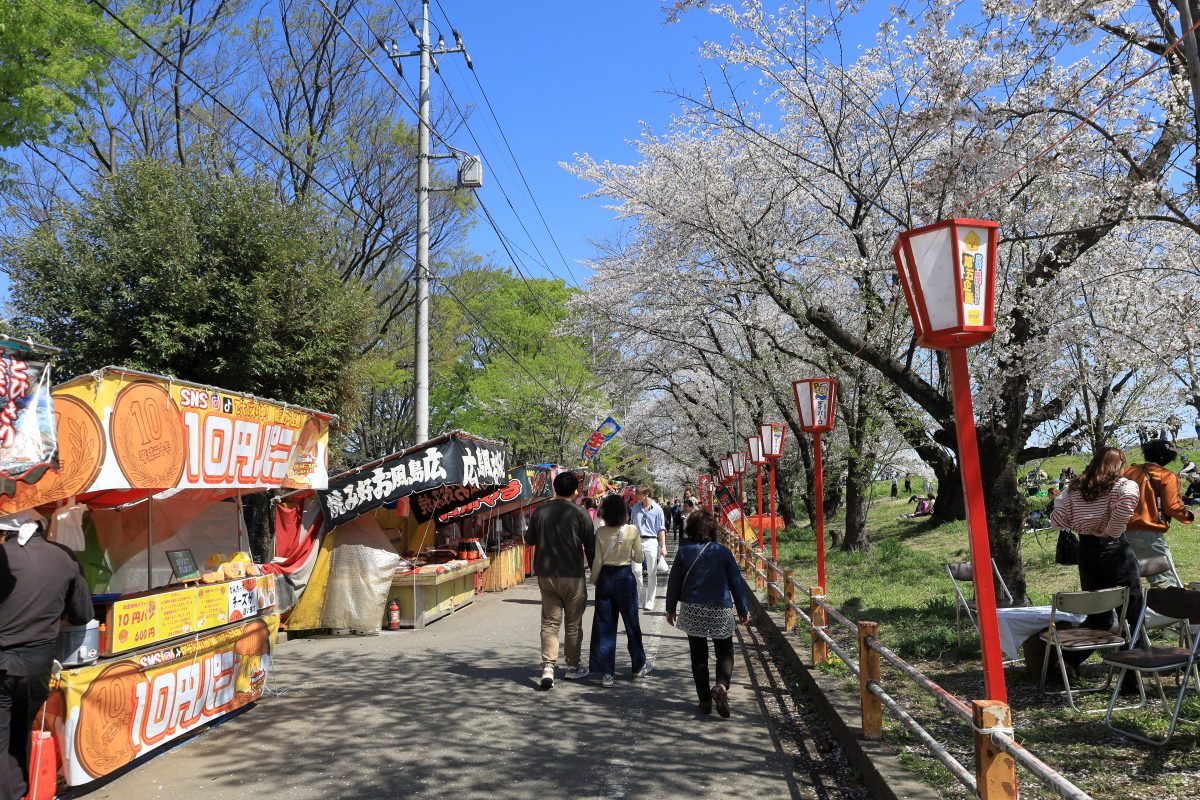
top-left (1049, 478), bottom-right (1140, 538)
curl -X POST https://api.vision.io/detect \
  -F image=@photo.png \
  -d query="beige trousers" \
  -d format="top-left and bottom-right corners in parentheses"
top-left (538, 575), bottom-right (588, 668)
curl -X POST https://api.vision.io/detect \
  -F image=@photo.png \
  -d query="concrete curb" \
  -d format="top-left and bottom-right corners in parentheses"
top-left (744, 586), bottom-right (939, 800)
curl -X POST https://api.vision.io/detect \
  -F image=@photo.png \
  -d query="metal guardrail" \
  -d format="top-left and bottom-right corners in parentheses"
top-left (723, 533), bottom-right (1093, 800)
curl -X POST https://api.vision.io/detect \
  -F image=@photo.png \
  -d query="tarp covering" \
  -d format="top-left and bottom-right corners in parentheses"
top-left (260, 494), bottom-right (324, 612)
top-left (0, 367), bottom-right (335, 515)
top-left (0, 342), bottom-right (57, 483)
top-left (320, 514), bottom-right (399, 632)
top-left (318, 432), bottom-right (507, 529)
top-left (91, 492), bottom-right (246, 593)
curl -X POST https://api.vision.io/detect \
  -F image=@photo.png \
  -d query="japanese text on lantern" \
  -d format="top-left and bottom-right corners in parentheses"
top-left (960, 230), bottom-right (984, 326)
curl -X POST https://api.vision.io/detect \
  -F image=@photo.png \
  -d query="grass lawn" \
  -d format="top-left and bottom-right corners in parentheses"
top-left (770, 441), bottom-right (1200, 800)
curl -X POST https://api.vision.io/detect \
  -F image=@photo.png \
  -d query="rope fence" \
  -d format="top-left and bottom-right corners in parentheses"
top-left (722, 532), bottom-right (1094, 800)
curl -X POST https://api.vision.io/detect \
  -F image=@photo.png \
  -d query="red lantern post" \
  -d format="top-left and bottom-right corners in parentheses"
top-left (758, 423), bottom-right (786, 561)
top-left (893, 217), bottom-right (1006, 704)
top-left (747, 436), bottom-right (766, 549)
top-left (792, 378), bottom-right (839, 592)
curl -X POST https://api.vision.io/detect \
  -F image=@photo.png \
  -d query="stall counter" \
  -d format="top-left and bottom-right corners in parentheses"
top-left (390, 560), bottom-right (489, 628)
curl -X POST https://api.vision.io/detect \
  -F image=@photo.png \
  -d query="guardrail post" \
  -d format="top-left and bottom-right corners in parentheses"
top-left (972, 700), bottom-right (1016, 800)
top-left (783, 569), bottom-right (795, 631)
top-left (767, 562), bottom-right (778, 606)
top-left (858, 621), bottom-right (882, 740)
top-left (810, 587), bottom-right (827, 665)
top-left (756, 553), bottom-right (766, 591)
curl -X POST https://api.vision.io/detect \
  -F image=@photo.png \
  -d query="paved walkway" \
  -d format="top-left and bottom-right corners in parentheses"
top-left (76, 569), bottom-right (864, 800)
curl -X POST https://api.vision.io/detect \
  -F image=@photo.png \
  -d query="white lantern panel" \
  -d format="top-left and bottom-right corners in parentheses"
top-left (796, 383), bottom-right (815, 428)
top-left (907, 226), bottom-right (958, 331)
top-left (957, 227), bottom-right (989, 327)
top-left (748, 436), bottom-right (764, 463)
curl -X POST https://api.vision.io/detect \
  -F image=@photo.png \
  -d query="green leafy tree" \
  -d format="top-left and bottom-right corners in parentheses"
top-left (439, 270), bottom-right (606, 465)
top-left (0, 0), bottom-right (133, 151)
top-left (1, 159), bottom-right (377, 421)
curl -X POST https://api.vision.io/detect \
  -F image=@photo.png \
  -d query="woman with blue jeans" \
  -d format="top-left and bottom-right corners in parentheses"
top-left (665, 511), bottom-right (749, 716)
top-left (588, 495), bottom-right (651, 686)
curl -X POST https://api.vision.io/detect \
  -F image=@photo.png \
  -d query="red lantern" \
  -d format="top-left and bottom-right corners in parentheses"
top-left (759, 423), bottom-right (786, 459)
top-left (731, 451), bottom-right (748, 475)
top-left (792, 378), bottom-right (839, 434)
top-left (746, 436), bottom-right (766, 465)
top-left (892, 217), bottom-right (1006, 705)
top-left (891, 218), bottom-right (998, 350)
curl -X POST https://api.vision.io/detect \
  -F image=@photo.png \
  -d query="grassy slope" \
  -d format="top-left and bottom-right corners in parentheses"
top-left (771, 442), bottom-right (1200, 800)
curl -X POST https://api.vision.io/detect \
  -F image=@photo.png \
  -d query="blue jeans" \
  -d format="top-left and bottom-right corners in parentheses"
top-left (589, 565), bottom-right (646, 676)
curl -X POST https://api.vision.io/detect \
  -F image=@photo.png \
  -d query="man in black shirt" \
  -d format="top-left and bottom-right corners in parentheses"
top-left (524, 472), bottom-right (595, 688)
top-left (0, 513), bottom-right (93, 800)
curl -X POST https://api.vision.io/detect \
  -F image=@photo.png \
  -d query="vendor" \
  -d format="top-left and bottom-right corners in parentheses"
top-left (0, 512), bottom-right (93, 800)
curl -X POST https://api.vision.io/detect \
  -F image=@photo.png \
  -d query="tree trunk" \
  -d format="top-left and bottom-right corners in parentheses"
top-left (978, 437), bottom-right (1028, 606)
top-left (930, 462), bottom-right (964, 525)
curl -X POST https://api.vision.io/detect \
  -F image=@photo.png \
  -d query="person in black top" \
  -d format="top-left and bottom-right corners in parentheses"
top-left (524, 472), bottom-right (595, 688)
top-left (0, 513), bottom-right (93, 800)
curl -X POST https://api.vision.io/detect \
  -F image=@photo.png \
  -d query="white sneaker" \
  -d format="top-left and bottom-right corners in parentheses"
top-left (565, 666), bottom-right (589, 680)
top-left (636, 662), bottom-right (653, 679)
top-left (540, 667), bottom-right (554, 689)
top-left (643, 602), bottom-right (655, 612)
top-left (602, 674), bottom-right (614, 688)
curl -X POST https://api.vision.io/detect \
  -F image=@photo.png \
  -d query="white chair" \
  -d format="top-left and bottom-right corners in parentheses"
top-left (946, 559), bottom-right (1014, 646)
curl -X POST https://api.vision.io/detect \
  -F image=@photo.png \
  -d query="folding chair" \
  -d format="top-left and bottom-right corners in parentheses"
top-left (946, 559), bottom-right (1015, 646)
top-left (1102, 587), bottom-right (1200, 745)
top-left (1039, 587), bottom-right (1131, 712)
top-left (1139, 556), bottom-right (1188, 643)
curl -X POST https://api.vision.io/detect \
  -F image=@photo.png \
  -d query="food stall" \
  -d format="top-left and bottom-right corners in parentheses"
top-left (437, 464), bottom-right (555, 593)
top-left (285, 432), bottom-right (508, 631)
top-left (0, 365), bottom-right (332, 788)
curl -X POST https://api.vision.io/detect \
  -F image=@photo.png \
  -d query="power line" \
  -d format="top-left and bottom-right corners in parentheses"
top-left (36, 0), bottom-right (560, 399)
top-left (432, 0), bottom-right (583, 286)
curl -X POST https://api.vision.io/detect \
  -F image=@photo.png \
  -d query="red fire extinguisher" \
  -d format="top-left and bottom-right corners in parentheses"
top-left (387, 599), bottom-right (400, 630)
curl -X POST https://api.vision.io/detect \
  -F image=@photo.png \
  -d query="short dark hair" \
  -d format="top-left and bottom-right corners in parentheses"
top-left (553, 471), bottom-right (580, 497)
top-left (684, 510), bottom-right (719, 542)
top-left (682, 499), bottom-right (696, 509)
top-left (600, 494), bottom-right (628, 527)
top-left (1142, 438), bottom-right (1178, 467)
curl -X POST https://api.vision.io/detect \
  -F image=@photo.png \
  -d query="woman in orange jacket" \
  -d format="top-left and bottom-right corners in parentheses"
top-left (1123, 439), bottom-right (1195, 587)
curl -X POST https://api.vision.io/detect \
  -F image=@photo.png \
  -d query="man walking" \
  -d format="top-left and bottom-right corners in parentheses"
top-left (524, 472), bottom-right (595, 688)
top-left (630, 485), bottom-right (667, 612)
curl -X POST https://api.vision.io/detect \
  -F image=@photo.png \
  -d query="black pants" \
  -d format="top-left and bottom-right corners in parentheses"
top-left (1064, 534), bottom-right (1142, 669)
top-left (0, 674), bottom-right (47, 800)
top-left (687, 635), bottom-right (733, 702)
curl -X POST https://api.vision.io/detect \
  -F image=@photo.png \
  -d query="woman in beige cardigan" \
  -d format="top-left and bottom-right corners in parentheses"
top-left (588, 494), bottom-right (651, 687)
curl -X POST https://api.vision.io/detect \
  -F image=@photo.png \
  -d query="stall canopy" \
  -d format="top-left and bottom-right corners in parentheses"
top-left (436, 464), bottom-right (554, 524)
top-left (0, 366), bottom-right (335, 515)
top-left (318, 431), bottom-right (507, 529)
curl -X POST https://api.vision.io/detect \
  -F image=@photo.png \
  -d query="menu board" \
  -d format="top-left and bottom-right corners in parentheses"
top-left (106, 575), bottom-right (275, 654)
top-left (158, 588), bottom-right (197, 639)
top-left (196, 584), bottom-right (229, 631)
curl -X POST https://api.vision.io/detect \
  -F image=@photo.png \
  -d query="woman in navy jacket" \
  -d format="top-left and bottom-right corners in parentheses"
top-left (665, 511), bottom-right (749, 716)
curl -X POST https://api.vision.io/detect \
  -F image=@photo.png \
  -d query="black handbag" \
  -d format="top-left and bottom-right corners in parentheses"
top-left (1055, 530), bottom-right (1079, 566)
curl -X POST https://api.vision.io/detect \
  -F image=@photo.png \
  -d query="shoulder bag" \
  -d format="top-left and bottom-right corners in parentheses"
top-left (591, 524), bottom-right (634, 584)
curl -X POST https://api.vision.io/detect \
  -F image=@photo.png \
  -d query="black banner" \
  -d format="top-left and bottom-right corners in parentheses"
top-left (318, 433), bottom-right (507, 529)
top-left (714, 485), bottom-right (744, 523)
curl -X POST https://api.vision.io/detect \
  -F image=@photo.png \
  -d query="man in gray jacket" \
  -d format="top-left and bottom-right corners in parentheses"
top-left (525, 472), bottom-right (595, 688)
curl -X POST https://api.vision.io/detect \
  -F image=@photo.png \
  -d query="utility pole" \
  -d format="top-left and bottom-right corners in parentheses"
top-left (388, 0), bottom-right (475, 445)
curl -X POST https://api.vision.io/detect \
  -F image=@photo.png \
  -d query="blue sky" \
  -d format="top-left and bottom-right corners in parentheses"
top-left (421, 0), bottom-right (738, 288)
top-left (0, 2), bottom-right (734, 303)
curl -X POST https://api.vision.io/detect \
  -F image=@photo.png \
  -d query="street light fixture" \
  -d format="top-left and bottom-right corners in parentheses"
top-left (793, 378), bottom-right (838, 592)
top-left (892, 217), bottom-right (1005, 704)
top-left (758, 423), bottom-right (786, 560)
